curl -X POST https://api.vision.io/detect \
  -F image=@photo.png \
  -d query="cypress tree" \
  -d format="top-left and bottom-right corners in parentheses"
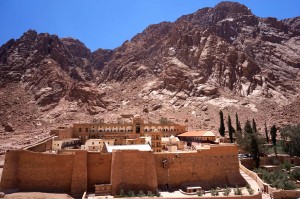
top-left (265, 122), bottom-right (269, 143)
top-left (251, 134), bottom-right (260, 168)
top-left (219, 110), bottom-right (225, 137)
top-left (235, 113), bottom-right (242, 132)
top-left (227, 115), bottom-right (235, 143)
top-left (244, 120), bottom-right (253, 134)
top-left (252, 118), bottom-right (257, 133)
top-left (271, 125), bottom-right (277, 146)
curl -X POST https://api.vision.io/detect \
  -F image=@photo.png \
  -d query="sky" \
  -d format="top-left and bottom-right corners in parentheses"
top-left (0, 0), bottom-right (299, 51)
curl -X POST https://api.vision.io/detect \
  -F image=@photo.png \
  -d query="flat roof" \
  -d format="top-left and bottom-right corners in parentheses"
top-left (178, 130), bottom-right (215, 137)
top-left (106, 144), bottom-right (152, 153)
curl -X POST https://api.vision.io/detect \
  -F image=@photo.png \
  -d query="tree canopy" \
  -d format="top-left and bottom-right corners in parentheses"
top-left (271, 125), bottom-right (277, 146)
top-left (280, 124), bottom-right (300, 157)
top-left (219, 110), bottom-right (225, 137)
top-left (227, 115), bottom-right (235, 143)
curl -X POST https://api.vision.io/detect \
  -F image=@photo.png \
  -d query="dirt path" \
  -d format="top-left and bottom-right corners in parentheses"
top-left (4, 192), bottom-right (74, 199)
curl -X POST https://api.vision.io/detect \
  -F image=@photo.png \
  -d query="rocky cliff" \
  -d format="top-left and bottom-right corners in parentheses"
top-left (0, 2), bottom-right (299, 151)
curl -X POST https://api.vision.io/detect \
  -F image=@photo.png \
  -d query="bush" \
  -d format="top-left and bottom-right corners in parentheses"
top-left (115, 189), bottom-right (125, 198)
top-left (197, 191), bottom-right (203, 196)
top-left (254, 168), bottom-right (296, 190)
top-left (210, 189), bottom-right (219, 196)
top-left (147, 191), bottom-right (154, 197)
top-left (247, 188), bottom-right (254, 195)
top-left (223, 187), bottom-right (231, 196)
top-left (290, 167), bottom-right (300, 181)
top-left (246, 184), bottom-right (251, 189)
top-left (155, 189), bottom-right (161, 197)
top-left (127, 190), bottom-right (135, 197)
top-left (137, 190), bottom-right (145, 197)
top-left (234, 186), bottom-right (242, 195)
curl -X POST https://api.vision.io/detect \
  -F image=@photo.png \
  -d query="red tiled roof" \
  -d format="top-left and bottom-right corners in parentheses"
top-left (177, 130), bottom-right (215, 137)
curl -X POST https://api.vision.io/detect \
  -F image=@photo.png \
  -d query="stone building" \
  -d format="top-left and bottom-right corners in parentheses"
top-left (52, 138), bottom-right (80, 150)
top-left (0, 143), bottom-right (247, 197)
top-left (50, 115), bottom-right (187, 149)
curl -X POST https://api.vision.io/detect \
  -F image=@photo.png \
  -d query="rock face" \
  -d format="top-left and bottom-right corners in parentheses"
top-left (0, 2), bottom-right (300, 146)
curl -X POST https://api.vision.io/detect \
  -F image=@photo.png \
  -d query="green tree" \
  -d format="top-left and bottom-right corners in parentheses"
top-left (219, 110), bottom-right (225, 137)
top-left (244, 120), bottom-right (253, 134)
top-left (252, 118), bottom-right (257, 133)
top-left (227, 115), bottom-right (235, 143)
top-left (270, 125), bottom-right (277, 146)
top-left (290, 167), bottom-right (300, 181)
top-left (235, 113), bottom-right (242, 132)
top-left (280, 124), bottom-right (300, 157)
top-left (251, 134), bottom-right (260, 168)
top-left (265, 122), bottom-right (269, 143)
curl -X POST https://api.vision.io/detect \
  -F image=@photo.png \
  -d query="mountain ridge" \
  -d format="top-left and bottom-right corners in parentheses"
top-left (0, 1), bottom-right (300, 151)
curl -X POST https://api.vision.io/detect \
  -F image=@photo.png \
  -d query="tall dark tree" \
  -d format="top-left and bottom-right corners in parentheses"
top-left (235, 113), bottom-right (242, 132)
top-left (244, 120), bottom-right (253, 134)
top-left (271, 125), bottom-right (277, 146)
top-left (251, 134), bottom-right (260, 168)
top-left (227, 115), bottom-right (235, 143)
top-left (252, 118), bottom-right (257, 133)
top-left (265, 121), bottom-right (269, 143)
top-left (219, 110), bottom-right (225, 137)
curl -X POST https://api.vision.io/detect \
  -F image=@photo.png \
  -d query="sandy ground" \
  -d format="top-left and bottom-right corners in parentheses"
top-left (3, 192), bottom-right (74, 199)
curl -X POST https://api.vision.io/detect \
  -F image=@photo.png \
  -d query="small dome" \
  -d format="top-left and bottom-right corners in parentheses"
top-left (134, 114), bottom-right (141, 118)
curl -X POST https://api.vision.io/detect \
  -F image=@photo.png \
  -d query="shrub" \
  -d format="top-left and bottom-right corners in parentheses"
top-left (127, 190), bottom-right (135, 197)
top-left (138, 190), bottom-right (145, 197)
top-left (197, 191), bottom-right (203, 196)
top-left (246, 184), bottom-right (251, 189)
top-left (115, 189), bottom-right (125, 198)
top-left (223, 187), bottom-right (231, 196)
top-left (155, 189), bottom-right (161, 197)
top-left (210, 189), bottom-right (219, 196)
top-left (234, 186), bottom-right (242, 195)
top-left (147, 191), bottom-right (154, 197)
top-left (247, 188), bottom-right (254, 195)
top-left (290, 167), bottom-right (300, 181)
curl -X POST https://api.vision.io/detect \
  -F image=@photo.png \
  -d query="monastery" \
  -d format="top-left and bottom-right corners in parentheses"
top-left (0, 115), bottom-right (247, 197)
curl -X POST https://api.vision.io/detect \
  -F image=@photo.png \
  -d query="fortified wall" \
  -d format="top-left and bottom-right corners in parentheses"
top-left (155, 145), bottom-right (246, 190)
top-left (0, 145), bottom-right (246, 196)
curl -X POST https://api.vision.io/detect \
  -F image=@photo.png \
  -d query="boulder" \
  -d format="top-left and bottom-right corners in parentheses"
top-left (2, 123), bottom-right (14, 132)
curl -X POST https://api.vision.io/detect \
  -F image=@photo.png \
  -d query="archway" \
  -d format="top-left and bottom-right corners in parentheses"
top-left (135, 124), bottom-right (140, 133)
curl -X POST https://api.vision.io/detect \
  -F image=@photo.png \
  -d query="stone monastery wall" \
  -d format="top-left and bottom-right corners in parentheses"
top-left (0, 145), bottom-right (246, 196)
top-left (111, 150), bottom-right (157, 195)
top-left (87, 152), bottom-right (112, 191)
top-left (155, 145), bottom-right (246, 190)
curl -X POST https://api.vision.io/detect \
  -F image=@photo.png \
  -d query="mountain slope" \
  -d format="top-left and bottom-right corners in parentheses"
top-left (0, 2), bottom-right (300, 151)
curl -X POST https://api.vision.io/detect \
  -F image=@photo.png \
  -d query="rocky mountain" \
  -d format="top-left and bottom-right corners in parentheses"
top-left (0, 2), bottom-right (299, 151)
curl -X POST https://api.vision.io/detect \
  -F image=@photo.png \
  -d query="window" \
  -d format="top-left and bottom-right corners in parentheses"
top-left (92, 142), bottom-right (94, 145)
top-left (86, 128), bottom-right (88, 132)
top-left (79, 128), bottom-right (82, 132)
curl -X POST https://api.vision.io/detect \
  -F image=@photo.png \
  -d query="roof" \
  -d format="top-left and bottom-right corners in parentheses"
top-left (105, 144), bottom-right (152, 153)
top-left (161, 137), bottom-right (180, 142)
top-left (177, 130), bottom-right (216, 137)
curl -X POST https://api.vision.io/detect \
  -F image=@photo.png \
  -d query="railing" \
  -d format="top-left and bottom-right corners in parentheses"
top-left (239, 162), bottom-right (277, 194)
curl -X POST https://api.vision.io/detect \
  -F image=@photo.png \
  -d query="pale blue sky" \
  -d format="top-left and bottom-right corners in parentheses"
top-left (0, 0), bottom-right (299, 51)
